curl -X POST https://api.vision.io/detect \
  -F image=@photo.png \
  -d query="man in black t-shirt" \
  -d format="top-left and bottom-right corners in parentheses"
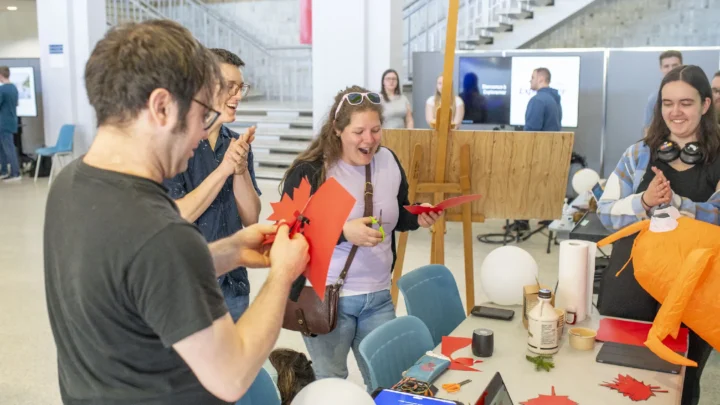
top-left (43, 20), bottom-right (309, 405)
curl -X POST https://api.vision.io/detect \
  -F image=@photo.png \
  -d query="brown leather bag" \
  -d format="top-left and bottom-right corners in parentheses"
top-left (282, 164), bottom-right (373, 337)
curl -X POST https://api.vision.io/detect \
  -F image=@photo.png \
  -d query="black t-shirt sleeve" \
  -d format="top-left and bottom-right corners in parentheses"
top-left (125, 223), bottom-right (228, 347)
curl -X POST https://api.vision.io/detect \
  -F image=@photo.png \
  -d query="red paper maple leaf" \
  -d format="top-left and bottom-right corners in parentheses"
top-left (520, 386), bottom-right (578, 405)
top-left (600, 374), bottom-right (669, 401)
top-left (263, 176), bottom-right (356, 299)
top-left (267, 177), bottom-right (312, 223)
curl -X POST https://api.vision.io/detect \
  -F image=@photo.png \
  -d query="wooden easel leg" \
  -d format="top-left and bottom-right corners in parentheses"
top-left (391, 144), bottom-right (423, 306)
top-left (460, 145), bottom-right (475, 313)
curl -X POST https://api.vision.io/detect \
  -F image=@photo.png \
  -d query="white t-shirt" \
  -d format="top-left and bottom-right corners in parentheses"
top-left (426, 95), bottom-right (464, 120)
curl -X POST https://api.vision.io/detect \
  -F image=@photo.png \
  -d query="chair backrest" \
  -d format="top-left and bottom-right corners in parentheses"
top-left (398, 264), bottom-right (466, 346)
top-left (237, 367), bottom-right (281, 405)
top-left (358, 316), bottom-right (435, 392)
top-left (55, 124), bottom-right (75, 152)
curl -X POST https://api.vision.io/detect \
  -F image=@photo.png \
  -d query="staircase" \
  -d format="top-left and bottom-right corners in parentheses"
top-left (227, 104), bottom-right (313, 180)
top-left (106, 0), bottom-right (313, 180)
top-left (107, 0), bottom-right (311, 103)
top-left (403, 0), bottom-right (600, 81)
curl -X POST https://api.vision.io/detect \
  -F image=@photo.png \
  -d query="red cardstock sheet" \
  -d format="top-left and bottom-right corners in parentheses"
top-left (596, 318), bottom-right (689, 353)
top-left (404, 194), bottom-right (482, 215)
top-left (265, 177), bottom-right (356, 299)
top-left (441, 336), bottom-right (482, 372)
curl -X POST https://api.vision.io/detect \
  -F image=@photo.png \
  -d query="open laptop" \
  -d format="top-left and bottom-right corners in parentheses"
top-left (372, 372), bottom-right (512, 405)
top-left (474, 372), bottom-right (513, 405)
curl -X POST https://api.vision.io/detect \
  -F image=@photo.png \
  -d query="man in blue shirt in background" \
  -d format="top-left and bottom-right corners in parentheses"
top-left (524, 67), bottom-right (562, 132)
top-left (643, 50), bottom-right (683, 130)
top-left (165, 49), bottom-right (262, 321)
top-left (0, 66), bottom-right (21, 182)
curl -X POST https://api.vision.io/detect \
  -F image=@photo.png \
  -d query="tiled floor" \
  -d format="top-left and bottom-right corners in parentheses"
top-left (0, 177), bottom-right (717, 404)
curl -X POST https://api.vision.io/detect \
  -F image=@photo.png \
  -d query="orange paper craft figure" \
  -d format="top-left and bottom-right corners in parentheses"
top-left (597, 206), bottom-right (720, 367)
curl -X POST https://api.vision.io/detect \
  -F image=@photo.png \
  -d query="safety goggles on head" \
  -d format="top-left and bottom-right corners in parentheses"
top-left (334, 92), bottom-right (382, 119)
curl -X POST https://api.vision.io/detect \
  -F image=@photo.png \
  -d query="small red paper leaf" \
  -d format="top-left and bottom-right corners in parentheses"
top-left (520, 386), bottom-right (578, 405)
top-left (293, 178), bottom-right (312, 209)
top-left (600, 374), bottom-right (668, 401)
top-left (267, 194), bottom-right (298, 223)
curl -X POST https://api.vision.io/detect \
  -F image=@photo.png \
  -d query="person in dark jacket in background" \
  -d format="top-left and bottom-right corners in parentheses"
top-left (0, 66), bottom-right (20, 182)
top-left (524, 67), bottom-right (562, 132)
top-left (508, 67), bottom-right (563, 232)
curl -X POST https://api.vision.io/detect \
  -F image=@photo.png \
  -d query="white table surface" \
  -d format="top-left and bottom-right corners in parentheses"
top-left (430, 305), bottom-right (684, 405)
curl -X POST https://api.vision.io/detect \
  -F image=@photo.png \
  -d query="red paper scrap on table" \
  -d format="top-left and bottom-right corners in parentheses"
top-left (596, 318), bottom-right (689, 353)
top-left (440, 336), bottom-right (482, 372)
top-left (404, 194), bottom-right (482, 215)
top-left (600, 374), bottom-right (668, 401)
top-left (264, 177), bottom-right (356, 299)
top-left (520, 386), bottom-right (578, 405)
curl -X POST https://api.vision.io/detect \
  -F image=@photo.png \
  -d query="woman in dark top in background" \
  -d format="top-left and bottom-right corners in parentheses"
top-left (597, 65), bottom-right (720, 405)
top-left (280, 86), bottom-right (439, 389)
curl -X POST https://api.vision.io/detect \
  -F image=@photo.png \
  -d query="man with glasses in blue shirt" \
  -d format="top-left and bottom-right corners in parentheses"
top-left (165, 48), bottom-right (261, 321)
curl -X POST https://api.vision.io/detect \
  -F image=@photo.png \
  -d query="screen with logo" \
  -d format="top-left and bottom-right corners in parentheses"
top-left (457, 56), bottom-right (513, 125)
top-left (508, 56), bottom-right (581, 128)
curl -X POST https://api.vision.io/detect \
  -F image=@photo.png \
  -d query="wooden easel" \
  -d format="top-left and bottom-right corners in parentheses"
top-left (384, 0), bottom-right (573, 314)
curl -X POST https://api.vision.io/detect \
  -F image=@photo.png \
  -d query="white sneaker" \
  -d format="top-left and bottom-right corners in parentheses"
top-left (0, 174), bottom-right (9, 180)
top-left (3, 176), bottom-right (21, 183)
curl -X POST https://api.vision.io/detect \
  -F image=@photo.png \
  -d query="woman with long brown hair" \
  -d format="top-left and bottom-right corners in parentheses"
top-left (279, 85), bottom-right (439, 389)
top-left (597, 65), bottom-right (720, 405)
top-left (425, 74), bottom-right (464, 128)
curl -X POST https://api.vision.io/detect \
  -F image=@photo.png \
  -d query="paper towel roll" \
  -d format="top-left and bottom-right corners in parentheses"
top-left (556, 240), bottom-right (593, 322)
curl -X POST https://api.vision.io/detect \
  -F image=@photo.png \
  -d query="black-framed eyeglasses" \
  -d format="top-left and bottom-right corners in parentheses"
top-left (193, 98), bottom-right (221, 130)
top-left (228, 82), bottom-right (251, 97)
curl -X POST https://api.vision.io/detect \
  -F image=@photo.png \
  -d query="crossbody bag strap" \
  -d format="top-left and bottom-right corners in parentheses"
top-left (335, 164), bottom-right (373, 287)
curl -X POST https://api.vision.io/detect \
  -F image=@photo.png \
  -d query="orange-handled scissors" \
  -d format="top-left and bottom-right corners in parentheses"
top-left (442, 379), bottom-right (472, 394)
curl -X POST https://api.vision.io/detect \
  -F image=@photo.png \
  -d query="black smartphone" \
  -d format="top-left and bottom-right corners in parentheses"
top-left (471, 306), bottom-right (515, 321)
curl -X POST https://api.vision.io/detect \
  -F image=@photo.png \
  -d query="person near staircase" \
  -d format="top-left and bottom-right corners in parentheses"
top-left (164, 48), bottom-right (262, 322)
top-left (0, 66), bottom-right (21, 182)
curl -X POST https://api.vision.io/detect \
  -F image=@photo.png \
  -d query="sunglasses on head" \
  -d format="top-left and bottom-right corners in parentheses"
top-left (334, 92), bottom-right (382, 119)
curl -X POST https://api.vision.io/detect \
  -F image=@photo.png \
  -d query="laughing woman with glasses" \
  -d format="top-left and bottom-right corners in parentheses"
top-left (279, 85), bottom-right (440, 389)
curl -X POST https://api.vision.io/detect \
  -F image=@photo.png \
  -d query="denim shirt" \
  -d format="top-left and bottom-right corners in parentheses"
top-left (164, 125), bottom-right (261, 296)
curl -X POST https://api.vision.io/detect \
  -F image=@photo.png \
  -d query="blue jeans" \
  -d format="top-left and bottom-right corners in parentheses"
top-left (221, 282), bottom-right (250, 323)
top-left (0, 132), bottom-right (19, 177)
top-left (302, 289), bottom-right (396, 389)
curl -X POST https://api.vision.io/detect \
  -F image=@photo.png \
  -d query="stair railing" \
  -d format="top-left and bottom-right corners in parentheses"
top-left (107, 0), bottom-right (312, 102)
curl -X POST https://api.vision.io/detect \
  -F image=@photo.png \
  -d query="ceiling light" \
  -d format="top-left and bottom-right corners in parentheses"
top-left (7, 6), bottom-right (18, 11)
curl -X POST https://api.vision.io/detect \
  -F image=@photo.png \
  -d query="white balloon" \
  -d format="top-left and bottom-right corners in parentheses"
top-left (291, 378), bottom-right (375, 405)
top-left (571, 168), bottom-right (600, 195)
top-left (479, 246), bottom-right (539, 305)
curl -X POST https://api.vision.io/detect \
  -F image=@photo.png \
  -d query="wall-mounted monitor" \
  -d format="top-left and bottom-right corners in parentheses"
top-left (8, 67), bottom-right (37, 117)
top-left (509, 56), bottom-right (581, 128)
top-left (457, 56), bottom-right (513, 125)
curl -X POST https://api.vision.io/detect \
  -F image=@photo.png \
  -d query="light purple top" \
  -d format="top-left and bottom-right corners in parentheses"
top-left (324, 147), bottom-right (401, 295)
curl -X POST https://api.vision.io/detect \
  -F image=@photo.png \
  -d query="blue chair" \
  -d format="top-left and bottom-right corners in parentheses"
top-left (397, 264), bottom-right (466, 346)
top-left (236, 367), bottom-right (280, 405)
top-left (35, 124), bottom-right (75, 184)
top-left (358, 316), bottom-right (435, 392)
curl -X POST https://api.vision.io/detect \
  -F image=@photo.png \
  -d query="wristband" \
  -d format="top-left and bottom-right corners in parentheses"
top-left (641, 192), bottom-right (650, 208)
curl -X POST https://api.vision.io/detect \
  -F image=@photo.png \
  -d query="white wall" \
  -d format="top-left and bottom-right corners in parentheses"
top-left (311, 0), bottom-right (403, 131)
top-left (0, 6), bottom-right (40, 58)
top-left (36, 0), bottom-right (106, 154)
